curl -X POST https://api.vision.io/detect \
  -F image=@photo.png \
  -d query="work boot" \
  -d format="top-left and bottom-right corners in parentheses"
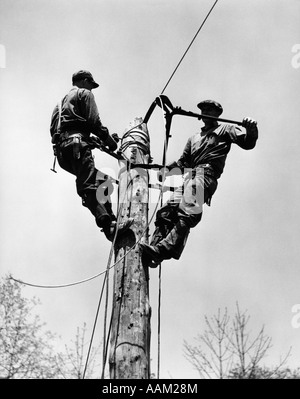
top-left (103, 218), bottom-right (134, 242)
top-left (140, 243), bottom-right (163, 268)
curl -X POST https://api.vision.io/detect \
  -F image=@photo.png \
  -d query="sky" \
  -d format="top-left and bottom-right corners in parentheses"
top-left (0, 0), bottom-right (300, 379)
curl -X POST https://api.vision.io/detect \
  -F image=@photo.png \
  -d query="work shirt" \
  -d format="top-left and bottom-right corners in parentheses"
top-left (175, 123), bottom-right (258, 179)
top-left (50, 87), bottom-right (109, 142)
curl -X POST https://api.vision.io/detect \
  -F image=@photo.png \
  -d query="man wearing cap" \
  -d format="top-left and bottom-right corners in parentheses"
top-left (140, 99), bottom-right (258, 267)
top-left (50, 70), bottom-right (133, 241)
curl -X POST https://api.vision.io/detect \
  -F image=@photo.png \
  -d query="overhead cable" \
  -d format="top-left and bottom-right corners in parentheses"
top-left (161, 0), bottom-right (219, 94)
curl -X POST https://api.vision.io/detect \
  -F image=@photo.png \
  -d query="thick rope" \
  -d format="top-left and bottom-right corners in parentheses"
top-left (82, 271), bottom-right (107, 379)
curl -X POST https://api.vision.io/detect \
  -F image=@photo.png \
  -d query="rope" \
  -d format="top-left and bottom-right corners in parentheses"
top-left (101, 303), bottom-right (113, 379)
top-left (101, 258), bottom-right (111, 379)
top-left (9, 272), bottom-right (105, 289)
top-left (82, 271), bottom-right (107, 379)
top-left (157, 263), bottom-right (162, 379)
top-left (155, 98), bottom-right (165, 380)
top-left (160, 0), bottom-right (219, 94)
top-left (155, 95), bottom-right (171, 379)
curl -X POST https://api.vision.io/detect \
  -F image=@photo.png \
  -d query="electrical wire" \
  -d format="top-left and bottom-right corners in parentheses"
top-left (161, 0), bottom-right (219, 95)
top-left (82, 271), bottom-right (107, 379)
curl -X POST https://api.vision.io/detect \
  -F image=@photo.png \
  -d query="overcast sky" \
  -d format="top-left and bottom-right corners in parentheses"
top-left (1, 0), bottom-right (300, 379)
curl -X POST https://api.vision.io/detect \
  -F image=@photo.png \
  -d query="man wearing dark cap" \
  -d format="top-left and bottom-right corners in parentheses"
top-left (50, 70), bottom-right (133, 241)
top-left (140, 99), bottom-right (258, 267)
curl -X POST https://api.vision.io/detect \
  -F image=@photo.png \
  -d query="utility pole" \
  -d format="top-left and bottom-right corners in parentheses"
top-left (109, 117), bottom-right (151, 379)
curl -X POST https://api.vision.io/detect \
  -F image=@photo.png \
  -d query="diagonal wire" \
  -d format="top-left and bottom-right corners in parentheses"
top-left (161, 0), bottom-right (219, 95)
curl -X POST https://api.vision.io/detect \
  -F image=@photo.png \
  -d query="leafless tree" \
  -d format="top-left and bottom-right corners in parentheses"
top-left (0, 276), bottom-right (62, 378)
top-left (0, 275), bottom-right (102, 379)
top-left (56, 323), bottom-right (102, 379)
top-left (183, 303), bottom-right (292, 379)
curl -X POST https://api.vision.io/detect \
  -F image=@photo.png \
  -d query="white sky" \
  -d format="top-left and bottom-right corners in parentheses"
top-left (0, 0), bottom-right (300, 379)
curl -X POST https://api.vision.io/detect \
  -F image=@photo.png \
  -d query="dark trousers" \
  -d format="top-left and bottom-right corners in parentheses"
top-left (57, 138), bottom-right (115, 229)
top-left (150, 203), bottom-right (202, 260)
top-left (151, 173), bottom-right (218, 260)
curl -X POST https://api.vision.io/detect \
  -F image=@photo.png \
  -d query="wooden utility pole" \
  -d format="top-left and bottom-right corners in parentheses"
top-left (109, 117), bottom-right (151, 379)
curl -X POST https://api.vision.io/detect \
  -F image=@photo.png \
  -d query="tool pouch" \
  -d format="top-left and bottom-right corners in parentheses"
top-left (72, 136), bottom-right (81, 160)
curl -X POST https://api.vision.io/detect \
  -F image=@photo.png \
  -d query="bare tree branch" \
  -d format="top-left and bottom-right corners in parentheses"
top-left (183, 303), bottom-right (296, 379)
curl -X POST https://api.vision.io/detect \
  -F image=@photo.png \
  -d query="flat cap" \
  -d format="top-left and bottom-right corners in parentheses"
top-left (72, 70), bottom-right (99, 88)
top-left (197, 100), bottom-right (223, 116)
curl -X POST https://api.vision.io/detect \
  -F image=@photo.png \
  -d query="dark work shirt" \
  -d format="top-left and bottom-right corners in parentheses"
top-left (176, 123), bottom-right (258, 179)
top-left (50, 87), bottom-right (109, 141)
